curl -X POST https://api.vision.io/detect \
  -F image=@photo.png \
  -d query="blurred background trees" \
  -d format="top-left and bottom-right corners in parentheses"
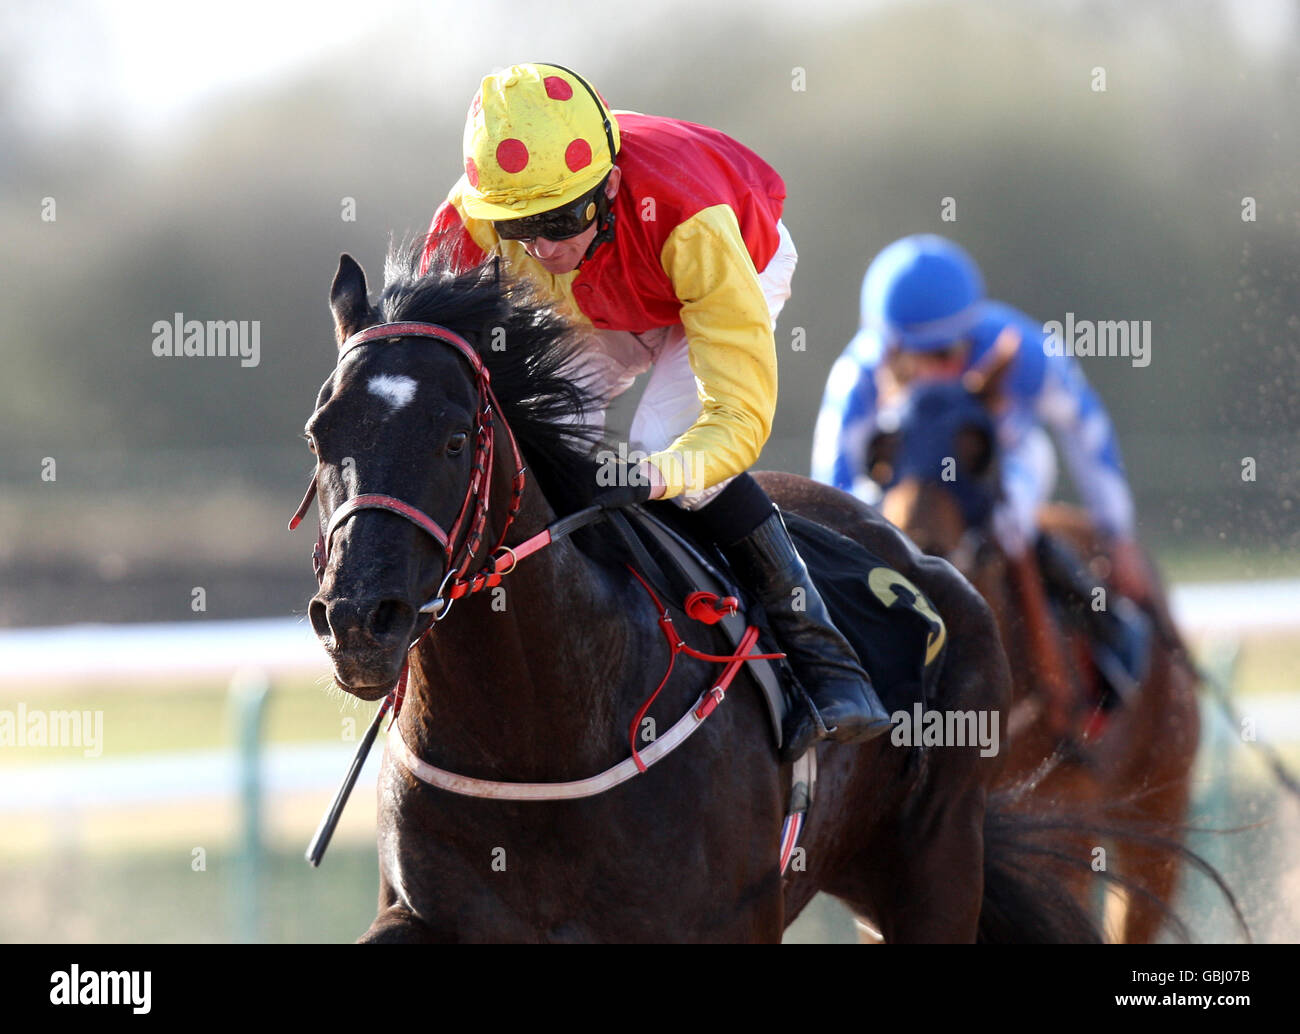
top-left (2, 0), bottom-right (1296, 624)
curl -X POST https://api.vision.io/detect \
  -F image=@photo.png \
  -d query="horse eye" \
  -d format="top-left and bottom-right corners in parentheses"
top-left (446, 431), bottom-right (469, 456)
top-left (302, 433), bottom-right (317, 454)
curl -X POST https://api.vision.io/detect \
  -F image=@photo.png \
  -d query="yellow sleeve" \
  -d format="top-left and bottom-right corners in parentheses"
top-left (645, 204), bottom-right (778, 499)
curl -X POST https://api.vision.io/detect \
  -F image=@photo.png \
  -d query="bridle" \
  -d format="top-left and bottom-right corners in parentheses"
top-left (288, 320), bottom-right (527, 625)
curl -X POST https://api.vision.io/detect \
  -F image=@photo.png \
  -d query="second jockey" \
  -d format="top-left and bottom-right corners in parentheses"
top-left (812, 234), bottom-right (1153, 704)
top-left (422, 62), bottom-right (891, 757)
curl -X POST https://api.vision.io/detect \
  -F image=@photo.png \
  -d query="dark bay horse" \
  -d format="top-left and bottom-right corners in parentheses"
top-left (872, 351), bottom-right (1201, 943)
top-left (298, 241), bottom-right (1102, 942)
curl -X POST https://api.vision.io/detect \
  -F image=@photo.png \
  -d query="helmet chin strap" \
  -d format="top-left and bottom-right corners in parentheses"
top-left (578, 174), bottom-right (616, 267)
top-left (580, 207), bottom-right (615, 266)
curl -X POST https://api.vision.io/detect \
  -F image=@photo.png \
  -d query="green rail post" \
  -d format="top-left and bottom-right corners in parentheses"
top-left (230, 668), bottom-right (271, 943)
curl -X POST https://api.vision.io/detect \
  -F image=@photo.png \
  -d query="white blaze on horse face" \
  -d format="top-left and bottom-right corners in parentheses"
top-left (368, 374), bottom-right (417, 413)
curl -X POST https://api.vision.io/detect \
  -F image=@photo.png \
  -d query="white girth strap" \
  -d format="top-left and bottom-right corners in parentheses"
top-left (386, 688), bottom-right (817, 875)
top-left (387, 689), bottom-right (719, 800)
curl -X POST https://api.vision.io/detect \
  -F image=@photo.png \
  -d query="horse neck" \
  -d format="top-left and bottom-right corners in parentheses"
top-left (398, 440), bottom-right (641, 780)
top-left (966, 544), bottom-right (1008, 620)
top-left (938, 527), bottom-right (1029, 704)
top-left (977, 543), bottom-right (1042, 707)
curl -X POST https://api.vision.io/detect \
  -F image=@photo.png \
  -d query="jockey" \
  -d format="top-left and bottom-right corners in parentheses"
top-left (811, 234), bottom-right (1152, 702)
top-left (422, 62), bottom-right (890, 757)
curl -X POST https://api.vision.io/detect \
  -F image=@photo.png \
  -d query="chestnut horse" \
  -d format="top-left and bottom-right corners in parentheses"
top-left (872, 353), bottom-right (1200, 943)
top-left (297, 241), bottom-right (1106, 942)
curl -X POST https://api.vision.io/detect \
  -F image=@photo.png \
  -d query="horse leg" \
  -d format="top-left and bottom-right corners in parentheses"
top-left (1017, 760), bottom-right (1112, 933)
top-left (1114, 787), bottom-right (1191, 944)
top-left (828, 785), bottom-right (987, 943)
top-left (1116, 659), bottom-right (1199, 943)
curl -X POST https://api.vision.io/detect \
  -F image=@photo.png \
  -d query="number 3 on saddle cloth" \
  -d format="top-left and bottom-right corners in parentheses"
top-left (784, 512), bottom-right (948, 717)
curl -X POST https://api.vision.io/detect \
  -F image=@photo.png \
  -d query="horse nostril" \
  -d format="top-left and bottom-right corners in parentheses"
top-left (319, 596), bottom-right (370, 643)
top-left (311, 595), bottom-right (414, 646)
top-left (309, 598), bottom-right (331, 639)
top-left (371, 599), bottom-right (414, 641)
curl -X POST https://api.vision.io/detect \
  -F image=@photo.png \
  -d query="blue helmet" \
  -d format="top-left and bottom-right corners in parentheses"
top-left (861, 235), bottom-right (986, 352)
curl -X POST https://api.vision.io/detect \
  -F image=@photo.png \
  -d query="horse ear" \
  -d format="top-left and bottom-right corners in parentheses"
top-left (330, 254), bottom-right (374, 347)
top-left (962, 326), bottom-right (1019, 405)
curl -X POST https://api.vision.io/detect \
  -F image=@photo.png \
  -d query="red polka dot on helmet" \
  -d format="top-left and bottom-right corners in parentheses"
top-left (543, 76), bottom-right (573, 101)
top-left (564, 138), bottom-right (592, 172)
top-left (465, 157), bottom-right (479, 188)
top-left (496, 138), bottom-right (529, 174)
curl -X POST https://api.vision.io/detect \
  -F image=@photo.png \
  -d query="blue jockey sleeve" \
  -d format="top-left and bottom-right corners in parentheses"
top-left (966, 305), bottom-right (1138, 540)
top-left (811, 328), bottom-right (883, 500)
top-left (1029, 344), bottom-right (1137, 539)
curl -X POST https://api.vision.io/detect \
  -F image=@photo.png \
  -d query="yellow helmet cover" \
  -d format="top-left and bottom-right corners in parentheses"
top-left (461, 63), bottom-right (621, 221)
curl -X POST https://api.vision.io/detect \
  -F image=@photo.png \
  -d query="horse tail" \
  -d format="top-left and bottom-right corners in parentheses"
top-left (976, 791), bottom-right (1250, 943)
top-left (977, 796), bottom-right (1104, 943)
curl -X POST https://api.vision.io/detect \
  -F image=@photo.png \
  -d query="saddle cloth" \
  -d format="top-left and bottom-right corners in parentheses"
top-left (611, 504), bottom-right (949, 749)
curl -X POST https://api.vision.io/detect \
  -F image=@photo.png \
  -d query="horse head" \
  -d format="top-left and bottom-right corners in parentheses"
top-left (876, 332), bottom-right (1016, 560)
top-left (296, 243), bottom-right (600, 700)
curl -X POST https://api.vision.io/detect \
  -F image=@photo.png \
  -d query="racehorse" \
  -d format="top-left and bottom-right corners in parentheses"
top-left (295, 240), bottom-right (1105, 943)
top-left (870, 350), bottom-right (1201, 943)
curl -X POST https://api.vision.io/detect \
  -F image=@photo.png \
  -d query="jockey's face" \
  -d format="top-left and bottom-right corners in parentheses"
top-left (522, 224), bottom-right (600, 274)
top-left (888, 340), bottom-right (971, 385)
top-left (518, 166), bottom-right (622, 275)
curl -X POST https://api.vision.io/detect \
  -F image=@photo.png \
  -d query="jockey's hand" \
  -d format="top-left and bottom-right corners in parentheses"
top-left (591, 461), bottom-right (662, 509)
top-left (1107, 537), bottom-right (1153, 605)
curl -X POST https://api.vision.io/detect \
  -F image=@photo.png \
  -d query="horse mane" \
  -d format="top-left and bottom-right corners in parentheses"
top-left (376, 236), bottom-right (607, 516)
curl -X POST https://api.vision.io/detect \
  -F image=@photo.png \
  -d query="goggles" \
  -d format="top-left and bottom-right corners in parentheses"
top-left (493, 178), bottom-right (606, 242)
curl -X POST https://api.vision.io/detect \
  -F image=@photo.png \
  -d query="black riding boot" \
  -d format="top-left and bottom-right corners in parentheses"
top-left (721, 509), bottom-right (893, 758)
top-left (691, 476), bottom-right (892, 758)
top-left (1035, 533), bottom-right (1152, 707)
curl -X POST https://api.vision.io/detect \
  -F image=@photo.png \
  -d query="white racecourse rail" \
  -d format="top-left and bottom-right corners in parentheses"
top-left (2, 580), bottom-right (1295, 684)
top-left (0, 579), bottom-right (1297, 813)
